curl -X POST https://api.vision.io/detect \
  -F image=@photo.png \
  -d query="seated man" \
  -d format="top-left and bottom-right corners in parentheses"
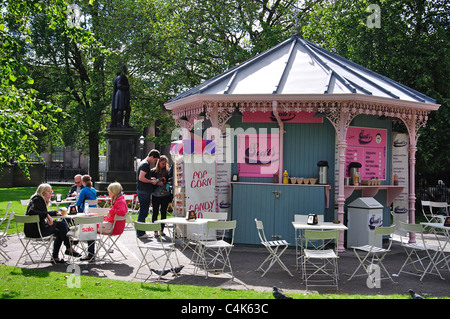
top-left (66, 174), bottom-right (83, 198)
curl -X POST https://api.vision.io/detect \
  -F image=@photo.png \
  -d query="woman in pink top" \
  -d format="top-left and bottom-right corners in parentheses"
top-left (81, 182), bottom-right (128, 261)
top-left (100, 182), bottom-right (128, 235)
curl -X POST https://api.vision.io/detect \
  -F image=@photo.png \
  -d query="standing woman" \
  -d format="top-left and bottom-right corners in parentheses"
top-left (76, 175), bottom-right (97, 212)
top-left (25, 183), bottom-right (81, 263)
top-left (150, 155), bottom-right (172, 237)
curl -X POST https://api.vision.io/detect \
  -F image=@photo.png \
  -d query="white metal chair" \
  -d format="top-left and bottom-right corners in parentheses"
top-left (98, 213), bottom-right (129, 261)
top-left (0, 202), bottom-right (13, 243)
top-left (302, 229), bottom-right (340, 290)
top-left (133, 221), bottom-right (178, 281)
top-left (348, 225), bottom-right (396, 284)
top-left (254, 219), bottom-right (293, 277)
top-left (15, 214), bottom-right (55, 266)
top-left (195, 220), bottom-right (236, 279)
top-left (20, 199), bottom-right (30, 214)
top-left (0, 202), bottom-right (11, 226)
top-left (429, 201), bottom-right (449, 222)
top-left (67, 215), bottom-right (105, 262)
top-left (88, 207), bottom-right (109, 215)
top-left (124, 194), bottom-right (138, 227)
top-left (0, 210), bottom-right (14, 261)
top-left (396, 221), bottom-right (444, 281)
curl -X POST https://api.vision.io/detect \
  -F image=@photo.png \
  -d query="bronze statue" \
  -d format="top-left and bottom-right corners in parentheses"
top-left (111, 65), bottom-right (131, 128)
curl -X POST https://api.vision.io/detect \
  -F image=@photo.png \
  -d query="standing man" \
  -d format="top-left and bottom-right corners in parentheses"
top-left (136, 149), bottom-right (160, 238)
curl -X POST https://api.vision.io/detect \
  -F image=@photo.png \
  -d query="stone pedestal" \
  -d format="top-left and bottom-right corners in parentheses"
top-left (95, 127), bottom-right (139, 193)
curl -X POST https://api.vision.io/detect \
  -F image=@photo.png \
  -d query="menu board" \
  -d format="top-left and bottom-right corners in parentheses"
top-left (345, 127), bottom-right (387, 180)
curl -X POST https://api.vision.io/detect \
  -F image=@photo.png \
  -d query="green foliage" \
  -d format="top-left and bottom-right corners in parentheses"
top-left (301, 0), bottom-right (450, 181)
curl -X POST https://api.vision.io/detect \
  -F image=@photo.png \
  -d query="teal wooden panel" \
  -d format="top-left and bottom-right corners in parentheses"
top-left (232, 183), bottom-right (326, 245)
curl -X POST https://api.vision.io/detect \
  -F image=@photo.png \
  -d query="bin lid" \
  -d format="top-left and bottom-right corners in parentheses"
top-left (348, 197), bottom-right (383, 208)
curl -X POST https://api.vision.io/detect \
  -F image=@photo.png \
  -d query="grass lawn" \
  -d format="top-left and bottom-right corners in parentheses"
top-left (0, 265), bottom-right (411, 299)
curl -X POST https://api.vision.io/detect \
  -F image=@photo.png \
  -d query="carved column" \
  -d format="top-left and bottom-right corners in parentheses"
top-left (324, 102), bottom-right (358, 252)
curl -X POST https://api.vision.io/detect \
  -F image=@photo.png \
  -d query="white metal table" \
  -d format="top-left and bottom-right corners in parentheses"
top-left (292, 221), bottom-right (348, 270)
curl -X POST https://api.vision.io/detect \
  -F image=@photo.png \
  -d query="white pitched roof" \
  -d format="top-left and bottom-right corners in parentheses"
top-left (167, 36), bottom-right (436, 105)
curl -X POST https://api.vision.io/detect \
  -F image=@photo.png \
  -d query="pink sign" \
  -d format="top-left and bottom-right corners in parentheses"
top-left (242, 111), bottom-right (323, 123)
top-left (345, 127), bottom-right (387, 180)
top-left (237, 134), bottom-right (279, 177)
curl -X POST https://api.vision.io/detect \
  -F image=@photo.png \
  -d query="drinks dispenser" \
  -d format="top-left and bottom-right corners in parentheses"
top-left (317, 161), bottom-right (329, 185)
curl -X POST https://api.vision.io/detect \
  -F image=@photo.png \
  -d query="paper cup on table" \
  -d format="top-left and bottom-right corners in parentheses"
top-left (60, 207), bottom-right (68, 216)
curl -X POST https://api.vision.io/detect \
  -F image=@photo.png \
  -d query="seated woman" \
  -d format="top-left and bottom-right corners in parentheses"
top-left (81, 182), bottom-right (128, 261)
top-left (75, 174), bottom-right (97, 212)
top-left (25, 183), bottom-right (81, 264)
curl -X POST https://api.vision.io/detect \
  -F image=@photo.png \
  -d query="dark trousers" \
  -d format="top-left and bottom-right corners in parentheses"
top-left (136, 189), bottom-right (151, 236)
top-left (152, 195), bottom-right (170, 232)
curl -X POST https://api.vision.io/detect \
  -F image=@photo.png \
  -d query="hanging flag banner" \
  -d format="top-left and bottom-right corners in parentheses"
top-left (237, 133), bottom-right (279, 177)
top-left (345, 127), bottom-right (387, 180)
top-left (184, 154), bottom-right (216, 215)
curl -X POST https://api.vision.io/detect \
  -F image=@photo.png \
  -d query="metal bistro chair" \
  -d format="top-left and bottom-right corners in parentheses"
top-left (0, 210), bottom-right (14, 261)
top-left (0, 202), bottom-right (13, 243)
top-left (133, 221), bottom-right (178, 281)
top-left (67, 215), bottom-right (105, 263)
top-left (302, 229), bottom-right (340, 290)
top-left (20, 199), bottom-right (30, 214)
top-left (254, 219), bottom-right (293, 277)
top-left (88, 207), bottom-right (109, 215)
top-left (195, 220), bottom-right (237, 279)
top-left (184, 212), bottom-right (228, 252)
top-left (124, 194), bottom-right (138, 227)
top-left (15, 214), bottom-right (55, 266)
top-left (396, 221), bottom-right (444, 281)
top-left (99, 213), bottom-right (129, 261)
top-left (0, 202), bottom-right (11, 227)
top-left (348, 225), bottom-right (396, 284)
top-left (429, 201), bottom-right (449, 223)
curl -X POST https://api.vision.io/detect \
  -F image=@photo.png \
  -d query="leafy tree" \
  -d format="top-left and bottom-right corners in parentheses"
top-left (0, 1), bottom-right (67, 175)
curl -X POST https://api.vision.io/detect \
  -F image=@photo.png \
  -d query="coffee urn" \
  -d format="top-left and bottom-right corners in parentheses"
top-left (349, 162), bottom-right (362, 185)
top-left (317, 161), bottom-right (329, 185)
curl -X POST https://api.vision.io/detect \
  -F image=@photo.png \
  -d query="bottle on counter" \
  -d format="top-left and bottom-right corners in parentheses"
top-left (283, 170), bottom-right (289, 184)
top-left (393, 174), bottom-right (399, 185)
top-left (353, 171), bottom-right (360, 186)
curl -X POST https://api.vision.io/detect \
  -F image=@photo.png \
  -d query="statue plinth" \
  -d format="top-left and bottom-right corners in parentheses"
top-left (95, 127), bottom-right (139, 193)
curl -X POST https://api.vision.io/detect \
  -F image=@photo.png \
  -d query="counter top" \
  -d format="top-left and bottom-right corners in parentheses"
top-left (230, 182), bottom-right (331, 208)
top-left (229, 181), bottom-right (330, 187)
top-left (344, 185), bottom-right (404, 206)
